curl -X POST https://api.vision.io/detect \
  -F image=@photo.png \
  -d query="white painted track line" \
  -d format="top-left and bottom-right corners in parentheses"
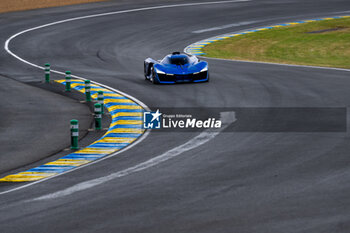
top-left (1, 0), bottom-right (248, 195)
top-left (202, 56), bottom-right (350, 73)
top-left (32, 112), bottom-right (236, 200)
top-left (192, 21), bottom-right (258, 33)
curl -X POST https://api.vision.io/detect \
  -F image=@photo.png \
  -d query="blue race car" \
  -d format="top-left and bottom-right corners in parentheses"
top-left (144, 52), bottom-right (209, 84)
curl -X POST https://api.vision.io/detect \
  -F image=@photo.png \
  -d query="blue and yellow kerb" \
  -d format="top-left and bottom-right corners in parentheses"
top-left (184, 16), bottom-right (350, 56)
top-left (0, 79), bottom-right (144, 182)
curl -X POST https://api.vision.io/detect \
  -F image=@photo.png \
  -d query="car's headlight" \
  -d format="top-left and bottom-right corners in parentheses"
top-left (155, 68), bottom-right (165, 74)
top-left (200, 66), bottom-right (208, 72)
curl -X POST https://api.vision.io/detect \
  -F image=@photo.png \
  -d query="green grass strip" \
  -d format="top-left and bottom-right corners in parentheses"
top-left (203, 17), bottom-right (350, 69)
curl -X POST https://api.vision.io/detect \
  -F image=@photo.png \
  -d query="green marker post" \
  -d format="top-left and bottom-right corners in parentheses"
top-left (65, 71), bottom-right (71, 92)
top-left (45, 63), bottom-right (50, 83)
top-left (70, 119), bottom-right (79, 150)
top-left (94, 103), bottom-right (102, 130)
top-left (85, 80), bottom-right (91, 102)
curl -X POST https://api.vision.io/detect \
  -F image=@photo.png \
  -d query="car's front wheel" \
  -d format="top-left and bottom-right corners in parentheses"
top-left (151, 67), bottom-right (159, 84)
top-left (205, 73), bottom-right (210, 82)
top-left (144, 63), bottom-right (149, 80)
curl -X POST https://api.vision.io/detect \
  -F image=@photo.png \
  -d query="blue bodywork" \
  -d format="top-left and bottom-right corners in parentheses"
top-left (144, 52), bottom-right (209, 84)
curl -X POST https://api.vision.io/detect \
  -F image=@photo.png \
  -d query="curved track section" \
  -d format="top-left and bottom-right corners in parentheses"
top-left (0, 0), bottom-right (350, 232)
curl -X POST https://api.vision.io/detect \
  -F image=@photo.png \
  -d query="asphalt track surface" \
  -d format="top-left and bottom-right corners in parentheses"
top-left (1, 0), bottom-right (350, 232)
top-left (0, 73), bottom-right (93, 174)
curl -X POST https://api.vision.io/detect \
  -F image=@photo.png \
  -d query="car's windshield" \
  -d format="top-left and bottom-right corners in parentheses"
top-left (170, 56), bottom-right (189, 65)
top-left (163, 55), bottom-right (190, 65)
